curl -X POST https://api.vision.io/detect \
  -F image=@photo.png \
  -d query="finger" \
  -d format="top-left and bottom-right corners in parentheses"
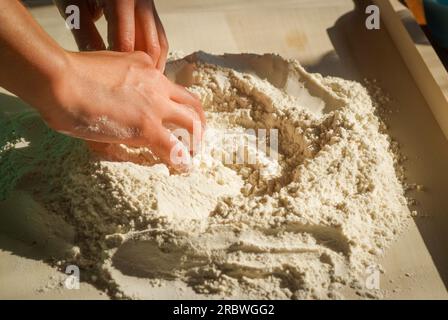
top-left (163, 102), bottom-right (201, 134)
top-left (58, 1), bottom-right (105, 50)
top-left (134, 0), bottom-right (161, 67)
top-left (162, 102), bottom-right (204, 154)
top-left (153, 2), bottom-right (169, 72)
top-left (104, 0), bottom-right (136, 52)
top-left (163, 106), bottom-right (204, 156)
top-left (87, 0), bottom-right (104, 22)
top-left (72, 17), bottom-right (105, 51)
top-left (170, 84), bottom-right (206, 128)
top-left (146, 123), bottom-right (192, 172)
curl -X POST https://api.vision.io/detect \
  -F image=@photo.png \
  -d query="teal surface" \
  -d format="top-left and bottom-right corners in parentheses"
top-left (424, 0), bottom-right (448, 48)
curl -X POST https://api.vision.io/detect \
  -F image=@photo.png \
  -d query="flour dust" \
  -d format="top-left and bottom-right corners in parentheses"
top-left (0, 52), bottom-right (411, 299)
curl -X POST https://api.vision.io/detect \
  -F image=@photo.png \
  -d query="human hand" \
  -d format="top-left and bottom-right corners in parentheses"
top-left (37, 50), bottom-right (205, 171)
top-left (54, 0), bottom-right (168, 71)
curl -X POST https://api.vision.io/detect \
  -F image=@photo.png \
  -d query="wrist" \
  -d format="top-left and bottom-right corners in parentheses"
top-left (37, 50), bottom-right (89, 130)
top-left (30, 49), bottom-right (72, 116)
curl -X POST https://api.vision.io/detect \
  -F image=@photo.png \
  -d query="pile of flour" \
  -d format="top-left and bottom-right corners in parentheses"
top-left (0, 52), bottom-right (410, 299)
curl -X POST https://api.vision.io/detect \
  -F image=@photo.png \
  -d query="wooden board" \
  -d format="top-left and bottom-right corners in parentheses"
top-left (0, 0), bottom-right (447, 299)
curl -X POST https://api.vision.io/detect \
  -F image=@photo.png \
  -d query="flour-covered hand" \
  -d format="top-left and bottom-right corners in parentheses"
top-left (38, 50), bottom-right (205, 170)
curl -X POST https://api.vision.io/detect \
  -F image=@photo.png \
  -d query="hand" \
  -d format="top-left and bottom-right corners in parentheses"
top-left (38, 50), bottom-right (205, 171)
top-left (54, 0), bottom-right (168, 71)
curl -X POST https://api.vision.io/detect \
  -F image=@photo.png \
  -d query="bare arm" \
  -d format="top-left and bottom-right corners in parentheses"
top-left (0, 0), bottom-right (66, 108)
top-left (0, 0), bottom-right (205, 170)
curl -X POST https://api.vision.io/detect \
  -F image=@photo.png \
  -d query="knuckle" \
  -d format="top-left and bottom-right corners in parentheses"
top-left (116, 38), bottom-right (134, 52)
top-left (147, 43), bottom-right (161, 58)
top-left (132, 50), bottom-right (148, 60)
top-left (140, 115), bottom-right (157, 136)
top-left (132, 51), bottom-right (154, 68)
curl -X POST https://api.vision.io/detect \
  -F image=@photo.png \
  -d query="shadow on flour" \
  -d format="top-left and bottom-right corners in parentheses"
top-left (110, 220), bottom-right (351, 285)
top-left (259, 223), bottom-right (351, 256)
top-left (111, 239), bottom-right (208, 280)
top-left (0, 93), bottom-right (76, 261)
top-left (111, 240), bottom-right (183, 279)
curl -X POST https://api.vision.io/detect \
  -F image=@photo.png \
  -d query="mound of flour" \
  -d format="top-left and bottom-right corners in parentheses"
top-left (0, 53), bottom-right (410, 299)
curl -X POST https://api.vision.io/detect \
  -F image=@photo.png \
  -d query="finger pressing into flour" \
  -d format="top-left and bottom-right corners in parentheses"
top-left (169, 84), bottom-right (206, 128)
top-left (163, 102), bottom-right (202, 135)
top-left (162, 104), bottom-right (204, 155)
top-left (146, 123), bottom-right (192, 171)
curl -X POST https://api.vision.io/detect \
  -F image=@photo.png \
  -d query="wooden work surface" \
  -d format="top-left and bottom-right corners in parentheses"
top-left (0, 0), bottom-right (447, 299)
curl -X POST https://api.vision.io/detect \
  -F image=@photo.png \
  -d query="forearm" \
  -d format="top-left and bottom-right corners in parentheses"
top-left (0, 0), bottom-right (67, 109)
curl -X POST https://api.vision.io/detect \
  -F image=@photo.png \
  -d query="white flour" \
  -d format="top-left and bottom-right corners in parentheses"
top-left (0, 52), bottom-right (410, 299)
